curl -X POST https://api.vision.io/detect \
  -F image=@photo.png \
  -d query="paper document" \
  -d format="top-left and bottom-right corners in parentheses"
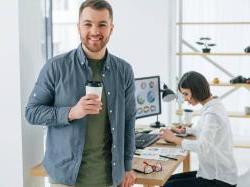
top-left (134, 147), bottom-right (187, 160)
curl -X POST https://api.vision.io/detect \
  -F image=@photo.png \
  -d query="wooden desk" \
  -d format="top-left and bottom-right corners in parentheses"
top-left (30, 131), bottom-right (194, 187)
top-left (133, 155), bottom-right (189, 187)
top-left (31, 155), bottom-right (190, 187)
top-left (30, 143), bottom-right (190, 187)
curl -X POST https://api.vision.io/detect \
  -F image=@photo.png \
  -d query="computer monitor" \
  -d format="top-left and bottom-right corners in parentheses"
top-left (135, 76), bottom-right (162, 119)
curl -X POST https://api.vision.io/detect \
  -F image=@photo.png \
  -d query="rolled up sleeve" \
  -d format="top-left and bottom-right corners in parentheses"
top-left (25, 61), bottom-right (71, 127)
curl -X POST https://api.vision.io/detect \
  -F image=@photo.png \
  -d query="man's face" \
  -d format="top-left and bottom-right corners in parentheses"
top-left (78, 7), bottom-right (114, 53)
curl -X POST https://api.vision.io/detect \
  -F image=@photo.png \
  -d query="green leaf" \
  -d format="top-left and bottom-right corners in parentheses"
top-left (200, 37), bottom-right (211, 40)
top-left (196, 42), bottom-right (204, 45)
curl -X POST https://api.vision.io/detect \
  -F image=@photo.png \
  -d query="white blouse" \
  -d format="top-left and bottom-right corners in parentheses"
top-left (182, 98), bottom-right (237, 185)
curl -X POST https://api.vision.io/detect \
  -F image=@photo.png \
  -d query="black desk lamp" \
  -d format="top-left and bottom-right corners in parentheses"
top-left (162, 84), bottom-right (177, 102)
top-left (150, 84), bottom-right (177, 128)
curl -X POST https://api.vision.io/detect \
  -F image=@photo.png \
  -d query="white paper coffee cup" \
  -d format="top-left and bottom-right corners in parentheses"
top-left (85, 81), bottom-right (103, 100)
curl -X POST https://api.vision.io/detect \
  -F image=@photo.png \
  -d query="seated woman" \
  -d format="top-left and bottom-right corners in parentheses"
top-left (160, 71), bottom-right (237, 187)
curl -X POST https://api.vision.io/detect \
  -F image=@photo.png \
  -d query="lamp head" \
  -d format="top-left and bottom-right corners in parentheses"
top-left (161, 84), bottom-right (177, 102)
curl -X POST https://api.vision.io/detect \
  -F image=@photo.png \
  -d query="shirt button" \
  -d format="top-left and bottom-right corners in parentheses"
top-left (110, 110), bottom-right (112, 113)
top-left (112, 128), bottom-right (115, 131)
top-left (113, 162), bottom-right (116, 166)
top-left (81, 62), bottom-right (84, 65)
top-left (113, 144), bottom-right (116, 148)
top-left (33, 93), bottom-right (36, 97)
top-left (108, 91), bottom-right (111, 95)
top-left (102, 74), bottom-right (105, 77)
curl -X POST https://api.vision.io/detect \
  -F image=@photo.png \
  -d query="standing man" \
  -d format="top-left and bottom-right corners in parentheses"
top-left (25, 0), bottom-right (136, 186)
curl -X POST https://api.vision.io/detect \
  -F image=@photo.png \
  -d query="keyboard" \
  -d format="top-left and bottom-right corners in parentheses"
top-left (135, 133), bottom-right (159, 149)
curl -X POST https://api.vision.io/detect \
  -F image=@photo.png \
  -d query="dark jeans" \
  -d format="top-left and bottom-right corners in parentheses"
top-left (163, 171), bottom-right (237, 187)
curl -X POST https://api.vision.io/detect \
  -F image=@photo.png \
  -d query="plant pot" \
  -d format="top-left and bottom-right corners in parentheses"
top-left (202, 48), bottom-right (211, 53)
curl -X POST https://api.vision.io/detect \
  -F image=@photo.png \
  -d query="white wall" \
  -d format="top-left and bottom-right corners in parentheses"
top-left (0, 0), bottom-right (45, 187)
top-left (19, 1), bottom-right (45, 186)
top-left (109, 0), bottom-right (177, 125)
top-left (0, 0), bottom-right (23, 186)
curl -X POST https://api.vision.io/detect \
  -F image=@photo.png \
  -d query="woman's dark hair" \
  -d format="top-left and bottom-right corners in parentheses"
top-left (178, 71), bottom-right (211, 102)
top-left (79, 0), bottom-right (113, 20)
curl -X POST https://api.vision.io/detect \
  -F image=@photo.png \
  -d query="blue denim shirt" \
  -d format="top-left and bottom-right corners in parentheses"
top-left (25, 44), bottom-right (136, 186)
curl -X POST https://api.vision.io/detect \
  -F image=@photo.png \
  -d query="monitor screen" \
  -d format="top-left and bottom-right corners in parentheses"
top-left (135, 76), bottom-right (161, 119)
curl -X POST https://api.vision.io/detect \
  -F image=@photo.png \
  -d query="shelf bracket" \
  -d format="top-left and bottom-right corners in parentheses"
top-left (219, 87), bottom-right (239, 99)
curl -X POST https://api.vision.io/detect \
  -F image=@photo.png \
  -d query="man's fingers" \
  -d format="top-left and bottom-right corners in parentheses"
top-left (124, 178), bottom-right (130, 187)
top-left (82, 103), bottom-right (102, 110)
top-left (85, 108), bottom-right (101, 113)
top-left (125, 172), bottom-right (136, 187)
top-left (84, 94), bottom-right (99, 100)
top-left (79, 98), bottom-right (102, 111)
top-left (80, 97), bottom-right (102, 110)
top-left (119, 181), bottom-right (124, 187)
top-left (84, 99), bottom-right (102, 106)
top-left (128, 177), bottom-right (135, 187)
top-left (86, 103), bottom-right (102, 111)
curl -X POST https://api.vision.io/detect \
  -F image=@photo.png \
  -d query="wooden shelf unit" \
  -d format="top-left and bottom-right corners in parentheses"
top-left (176, 0), bottom-right (250, 149)
top-left (177, 52), bottom-right (250, 56)
top-left (210, 83), bottom-right (250, 88)
top-left (177, 21), bottom-right (250, 25)
top-left (176, 109), bottom-right (250, 119)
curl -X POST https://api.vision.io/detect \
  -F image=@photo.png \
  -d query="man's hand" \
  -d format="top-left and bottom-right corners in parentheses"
top-left (68, 94), bottom-right (102, 121)
top-left (119, 171), bottom-right (136, 187)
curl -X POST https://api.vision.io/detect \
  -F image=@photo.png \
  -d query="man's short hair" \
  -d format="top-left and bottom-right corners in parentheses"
top-left (79, 0), bottom-right (113, 20)
top-left (178, 71), bottom-right (211, 102)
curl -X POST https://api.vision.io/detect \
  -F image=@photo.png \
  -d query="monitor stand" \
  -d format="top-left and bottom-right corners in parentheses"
top-left (150, 115), bottom-right (165, 128)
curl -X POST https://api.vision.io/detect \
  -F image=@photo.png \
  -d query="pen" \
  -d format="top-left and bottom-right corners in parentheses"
top-left (159, 155), bottom-right (178, 161)
top-left (134, 152), bottom-right (141, 156)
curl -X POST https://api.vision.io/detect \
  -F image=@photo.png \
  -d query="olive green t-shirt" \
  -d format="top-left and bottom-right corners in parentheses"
top-left (76, 59), bottom-right (112, 187)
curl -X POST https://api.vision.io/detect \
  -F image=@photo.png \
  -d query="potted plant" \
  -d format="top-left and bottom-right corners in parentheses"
top-left (196, 37), bottom-right (216, 53)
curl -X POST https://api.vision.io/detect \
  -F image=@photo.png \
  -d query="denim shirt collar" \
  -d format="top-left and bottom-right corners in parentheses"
top-left (77, 43), bottom-right (111, 72)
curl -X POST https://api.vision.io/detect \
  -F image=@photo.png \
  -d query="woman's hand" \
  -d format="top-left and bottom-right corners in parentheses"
top-left (171, 126), bottom-right (186, 134)
top-left (159, 128), bottom-right (183, 145)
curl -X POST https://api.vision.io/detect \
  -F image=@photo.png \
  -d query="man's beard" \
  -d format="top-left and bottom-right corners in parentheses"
top-left (81, 35), bottom-right (110, 53)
